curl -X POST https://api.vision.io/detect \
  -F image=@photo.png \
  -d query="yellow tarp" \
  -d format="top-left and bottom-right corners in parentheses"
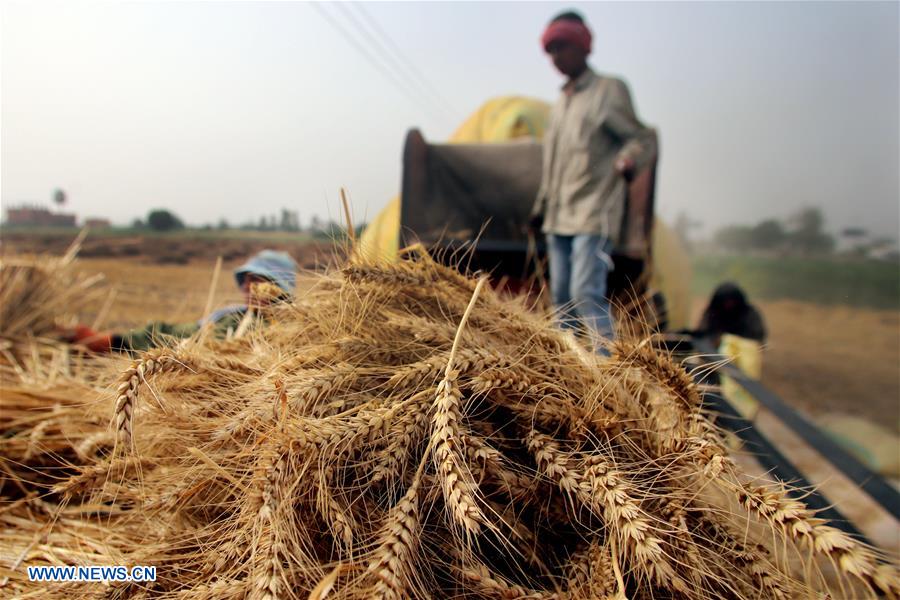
top-left (450, 96), bottom-right (552, 142)
top-left (358, 95), bottom-right (692, 330)
top-left (357, 193), bottom-right (401, 263)
top-left (719, 334), bottom-right (763, 420)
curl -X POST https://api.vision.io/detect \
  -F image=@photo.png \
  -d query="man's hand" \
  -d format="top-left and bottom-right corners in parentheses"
top-left (615, 156), bottom-right (635, 181)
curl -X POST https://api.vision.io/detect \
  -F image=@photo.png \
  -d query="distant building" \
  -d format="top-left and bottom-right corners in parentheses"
top-left (84, 218), bottom-right (111, 229)
top-left (867, 241), bottom-right (900, 262)
top-left (5, 205), bottom-right (77, 227)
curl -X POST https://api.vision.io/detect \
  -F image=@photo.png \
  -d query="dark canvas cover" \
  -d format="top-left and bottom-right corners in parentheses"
top-left (400, 128), bottom-right (657, 259)
top-left (400, 130), bottom-right (542, 250)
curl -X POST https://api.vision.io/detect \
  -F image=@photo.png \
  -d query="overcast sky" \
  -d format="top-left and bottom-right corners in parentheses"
top-left (2, 1), bottom-right (898, 238)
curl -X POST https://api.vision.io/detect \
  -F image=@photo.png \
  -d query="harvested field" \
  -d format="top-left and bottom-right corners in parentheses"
top-left (70, 258), bottom-right (253, 329)
top-left (758, 300), bottom-right (900, 432)
top-left (1, 245), bottom-right (898, 598)
top-left (0, 229), bottom-right (328, 267)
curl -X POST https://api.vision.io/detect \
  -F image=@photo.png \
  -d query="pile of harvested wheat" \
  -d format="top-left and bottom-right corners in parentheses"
top-left (0, 235), bottom-right (114, 513)
top-left (1, 246), bottom-right (898, 599)
top-left (1, 232), bottom-right (99, 338)
top-left (0, 231), bottom-right (105, 377)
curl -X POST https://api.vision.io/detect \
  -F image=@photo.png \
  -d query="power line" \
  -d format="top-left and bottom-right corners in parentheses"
top-left (337, 2), bottom-right (458, 121)
top-left (349, 2), bottom-right (459, 120)
top-left (309, 2), bottom-right (448, 123)
top-left (332, 2), bottom-right (453, 122)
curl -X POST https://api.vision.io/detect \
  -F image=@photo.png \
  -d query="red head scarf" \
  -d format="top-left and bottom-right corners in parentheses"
top-left (541, 19), bottom-right (592, 53)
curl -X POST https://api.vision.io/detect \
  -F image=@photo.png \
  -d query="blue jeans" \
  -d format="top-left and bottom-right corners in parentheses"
top-left (547, 234), bottom-right (615, 348)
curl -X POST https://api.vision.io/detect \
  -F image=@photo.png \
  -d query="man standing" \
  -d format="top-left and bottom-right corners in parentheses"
top-left (531, 10), bottom-right (657, 349)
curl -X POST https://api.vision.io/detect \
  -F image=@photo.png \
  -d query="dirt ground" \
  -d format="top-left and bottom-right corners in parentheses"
top-left (70, 258), bottom-right (248, 330)
top-left (757, 300), bottom-right (899, 431)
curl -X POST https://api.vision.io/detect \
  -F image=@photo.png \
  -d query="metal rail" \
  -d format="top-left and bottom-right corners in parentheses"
top-left (699, 387), bottom-right (867, 540)
top-left (691, 338), bottom-right (900, 523)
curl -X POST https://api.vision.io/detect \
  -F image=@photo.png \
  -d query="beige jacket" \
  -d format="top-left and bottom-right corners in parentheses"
top-left (533, 68), bottom-right (657, 244)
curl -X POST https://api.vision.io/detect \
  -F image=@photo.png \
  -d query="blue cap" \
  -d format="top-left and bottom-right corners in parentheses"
top-left (234, 250), bottom-right (297, 295)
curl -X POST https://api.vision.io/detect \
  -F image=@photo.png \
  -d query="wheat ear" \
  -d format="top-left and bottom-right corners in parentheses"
top-left (366, 463), bottom-right (425, 599)
top-left (113, 348), bottom-right (193, 445)
top-left (431, 278), bottom-right (488, 538)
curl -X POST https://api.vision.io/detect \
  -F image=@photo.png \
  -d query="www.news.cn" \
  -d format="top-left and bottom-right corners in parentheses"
top-left (27, 565), bottom-right (156, 583)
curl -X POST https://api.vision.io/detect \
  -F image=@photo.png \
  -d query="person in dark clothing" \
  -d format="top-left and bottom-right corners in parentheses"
top-left (696, 282), bottom-right (766, 347)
